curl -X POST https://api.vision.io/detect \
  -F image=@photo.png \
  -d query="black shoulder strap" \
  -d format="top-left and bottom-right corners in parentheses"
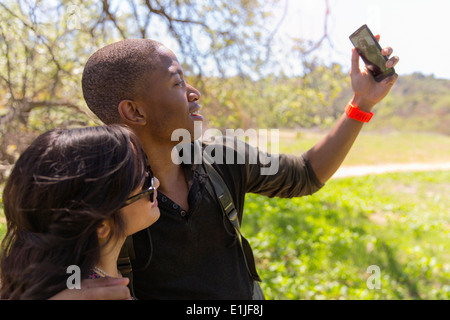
top-left (117, 235), bottom-right (136, 297)
top-left (117, 155), bottom-right (151, 298)
top-left (201, 144), bottom-right (261, 282)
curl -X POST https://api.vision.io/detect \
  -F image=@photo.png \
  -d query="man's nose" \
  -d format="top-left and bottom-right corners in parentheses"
top-left (187, 84), bottom-right (201, 101)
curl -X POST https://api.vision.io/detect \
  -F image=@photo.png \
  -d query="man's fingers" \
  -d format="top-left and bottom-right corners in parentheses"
top-left (80, 277), bottom-right (131, 300)
top-left (381, 47), bottom-right (393, 57)
top-left (386, 55), bottom-right (399, 68)
top-left (81, 277), bottom-right (129, 289)
top-left (350, 48), bottom-right (361, 75)
top-left (81, 282), bottom-right (131, 300)
top-left (49, 277), bottom-right (131, 300)
top-left (382, 73), bottom-right (399, 86)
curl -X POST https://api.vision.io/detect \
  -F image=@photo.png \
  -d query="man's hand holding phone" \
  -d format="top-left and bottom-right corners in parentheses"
top-left (296, 25), bottom-right (400, 185)
top-left (350, 29), bottom-right (399, 112)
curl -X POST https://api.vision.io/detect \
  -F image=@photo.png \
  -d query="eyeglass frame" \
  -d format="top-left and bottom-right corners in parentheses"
top-left (121, 174), bottom-right (156, 208)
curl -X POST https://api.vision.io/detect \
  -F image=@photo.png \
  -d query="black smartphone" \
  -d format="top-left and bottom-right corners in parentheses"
top-left (349, 24), bottom-right (395, 82)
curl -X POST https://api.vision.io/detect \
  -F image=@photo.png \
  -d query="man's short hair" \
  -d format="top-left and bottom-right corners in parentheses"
top-left (82, 39), bottom-right (163, 124)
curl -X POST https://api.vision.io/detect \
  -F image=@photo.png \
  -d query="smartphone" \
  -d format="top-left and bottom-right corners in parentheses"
top-left (349, 24), bottom-right (395, 82)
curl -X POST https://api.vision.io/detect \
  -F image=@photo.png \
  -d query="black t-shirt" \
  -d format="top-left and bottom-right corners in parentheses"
top-left (131, 139), bottom-right (323, 299)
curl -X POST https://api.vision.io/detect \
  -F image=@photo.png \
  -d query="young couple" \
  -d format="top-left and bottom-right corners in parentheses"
top-left (1, 35), bottom-right (399, 299)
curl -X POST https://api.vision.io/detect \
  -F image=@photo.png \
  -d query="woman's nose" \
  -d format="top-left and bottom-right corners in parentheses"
top-left (153, 177), bottom-right (160, 189)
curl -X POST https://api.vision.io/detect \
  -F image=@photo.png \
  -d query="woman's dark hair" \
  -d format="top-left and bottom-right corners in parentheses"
top-left (0, 125), bottom-right (147, 299)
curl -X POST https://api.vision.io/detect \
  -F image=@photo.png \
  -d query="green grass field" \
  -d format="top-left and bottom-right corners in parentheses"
top-left (243, 170), bottom-right (450, 299)
top-left (274, 130), bottom-right (450, 165)
top-left (243, 130), bottom-right (450, 299)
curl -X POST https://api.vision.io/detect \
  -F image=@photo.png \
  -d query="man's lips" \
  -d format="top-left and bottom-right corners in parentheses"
top-left (189, 104), bottom-right (203, 121)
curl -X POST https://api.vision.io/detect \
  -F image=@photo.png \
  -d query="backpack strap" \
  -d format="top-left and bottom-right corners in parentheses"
top-left (117, 235), bottom-right (136, 297)
top-left (116, 155), bottom-right (152, 298)
top-left (201, 143), bottom-right (261, 282)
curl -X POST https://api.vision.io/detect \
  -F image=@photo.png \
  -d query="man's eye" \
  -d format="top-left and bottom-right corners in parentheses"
top-left (176, 80), bottom-right (186, 87)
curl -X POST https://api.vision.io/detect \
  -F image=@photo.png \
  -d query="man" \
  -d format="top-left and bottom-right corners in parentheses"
top-left (54, 36), bottom-right (399, 299)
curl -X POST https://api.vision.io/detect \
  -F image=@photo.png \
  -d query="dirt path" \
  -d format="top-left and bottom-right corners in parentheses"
top-left (333, 162), bottom-right (450, 178)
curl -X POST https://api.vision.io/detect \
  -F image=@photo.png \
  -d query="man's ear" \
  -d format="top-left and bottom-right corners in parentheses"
top-left (118, 100), bottom-right (147, 126)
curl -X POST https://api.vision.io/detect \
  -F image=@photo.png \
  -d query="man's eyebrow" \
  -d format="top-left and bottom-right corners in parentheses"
top-left (169, 68), bottom-right (184, 78)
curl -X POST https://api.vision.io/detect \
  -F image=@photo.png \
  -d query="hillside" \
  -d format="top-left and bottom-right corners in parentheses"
top-left (335, 73), bottom-right (450, 135)
top-left (200, 71), bottom-right (450, 135)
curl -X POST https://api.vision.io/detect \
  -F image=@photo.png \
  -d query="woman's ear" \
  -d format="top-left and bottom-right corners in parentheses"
top-left (96, 219), bottom-right (112, 241)
top-left (118, 100), bottom-right (147, 126)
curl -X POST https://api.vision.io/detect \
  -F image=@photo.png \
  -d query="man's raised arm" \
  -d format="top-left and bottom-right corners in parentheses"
top-left (306, 35), bottom-right (399, 184)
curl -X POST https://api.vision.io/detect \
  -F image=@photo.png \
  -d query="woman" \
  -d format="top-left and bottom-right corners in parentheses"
top-left (0, 125), bottom-right (160, 299)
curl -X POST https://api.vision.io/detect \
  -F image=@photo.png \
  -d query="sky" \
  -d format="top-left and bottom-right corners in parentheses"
top-left (274, 0), bottom-right (450, 79)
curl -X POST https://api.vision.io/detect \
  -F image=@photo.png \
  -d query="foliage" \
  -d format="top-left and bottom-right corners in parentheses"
top-left (195, 70), bottom-right (450, 134)
top-left (3, 1), bottom-right (448, 184)
top-left (0, 0), bottom-right (290, 183)
top-left (193, 63), bottom-right (348, 130)
top-left (242, 171), bottom-right (450, 299)
top-left (337, 73), bottom-right (450, 135)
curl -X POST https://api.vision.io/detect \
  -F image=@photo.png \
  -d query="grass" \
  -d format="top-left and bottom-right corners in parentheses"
top-left (274, 130), bottom-right (450, 165)
top-left (242, 170), bottom-right (450, 299)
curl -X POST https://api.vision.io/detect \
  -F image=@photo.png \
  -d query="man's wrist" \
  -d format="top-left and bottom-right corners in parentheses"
top-left (345, 101), bottom-right (374, 123)
top-left (349, 95), bottom-right (376, 112)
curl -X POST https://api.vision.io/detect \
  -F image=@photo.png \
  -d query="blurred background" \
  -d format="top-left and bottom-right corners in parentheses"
top-left (0, 0), bottom-right (449, 299)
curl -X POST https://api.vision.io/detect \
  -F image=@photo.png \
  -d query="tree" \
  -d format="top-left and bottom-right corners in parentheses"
top-left (0, 0), bottom-right (283, 176)
top-left (0, 0), bottom-right (332, 182)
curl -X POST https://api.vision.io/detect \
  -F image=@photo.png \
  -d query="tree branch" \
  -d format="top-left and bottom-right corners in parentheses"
top-left (144, 0), bottom-right (209, 28)
top-left (101, 0), bottom-right (127, 39)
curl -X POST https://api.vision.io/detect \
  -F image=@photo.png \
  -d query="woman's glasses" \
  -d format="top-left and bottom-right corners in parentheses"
top-left (121, 171), bottom-right (156, 208)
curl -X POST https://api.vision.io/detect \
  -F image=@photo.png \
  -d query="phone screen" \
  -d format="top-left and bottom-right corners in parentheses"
top-left (349, 24), bottom-right (395, 82)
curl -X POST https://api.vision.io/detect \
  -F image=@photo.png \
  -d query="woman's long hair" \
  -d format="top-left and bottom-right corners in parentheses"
top-left (0, 125), bottom-right (147, 299)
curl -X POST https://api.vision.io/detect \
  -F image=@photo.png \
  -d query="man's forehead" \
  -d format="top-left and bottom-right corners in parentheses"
top-left (155, 47), bottom-right (183, 76)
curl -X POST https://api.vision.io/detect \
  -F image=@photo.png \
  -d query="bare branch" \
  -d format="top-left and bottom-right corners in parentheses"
top-left (0, 23), bottom-right (15, 101)
top-left (129, 0), bottom-right (149, 38)
top-left (101, 0), bottom-right (128, 39)
top-left (299, 0), bottom-right (331, 56)
top-left (144, 0), bottom-right (209, 28)
top-left (263, 0), bottom-right (290, 63)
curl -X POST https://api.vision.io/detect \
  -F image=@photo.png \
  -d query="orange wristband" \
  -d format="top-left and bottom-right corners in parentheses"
top-left (345, 102), bottom-right (374, 123)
